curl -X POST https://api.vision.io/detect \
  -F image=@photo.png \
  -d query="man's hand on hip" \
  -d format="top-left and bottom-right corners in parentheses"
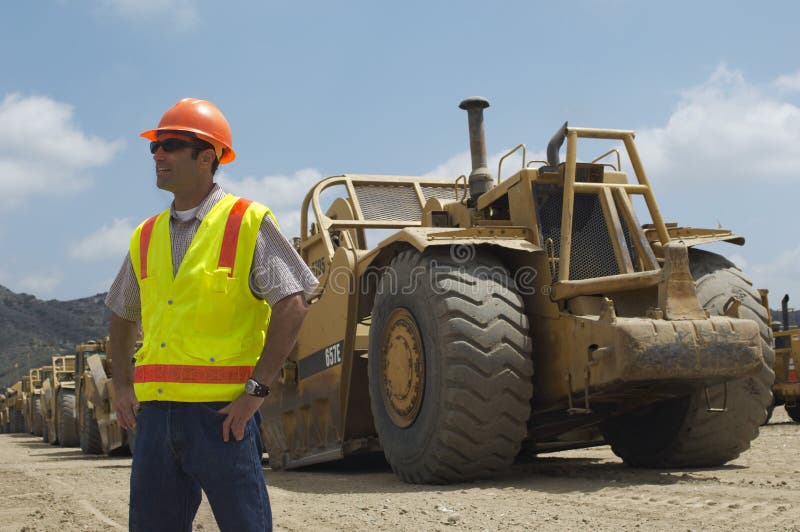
top-left (218, 394), bottom-right (264, 442)
top-left (114, 384), bottom-right (139, 430)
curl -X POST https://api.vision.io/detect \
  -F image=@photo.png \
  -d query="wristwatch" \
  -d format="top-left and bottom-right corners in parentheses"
top-left (244, 378), bottom-right (270, 397)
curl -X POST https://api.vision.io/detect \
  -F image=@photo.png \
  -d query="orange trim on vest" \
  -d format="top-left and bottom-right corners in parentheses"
top-left (139, 215), bottom-right (159, 279)
top-left (218, 198), bottom-right (253, 276)
top-left (134, 364), bottom-right (254, 384)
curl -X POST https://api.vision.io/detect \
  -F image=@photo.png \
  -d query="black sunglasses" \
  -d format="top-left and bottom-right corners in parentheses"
top-left (149, 138), bottom-right (206, 154)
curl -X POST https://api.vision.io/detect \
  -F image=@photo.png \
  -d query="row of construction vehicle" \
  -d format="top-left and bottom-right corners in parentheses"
top-left (0, 338), bottom-right (132, 455)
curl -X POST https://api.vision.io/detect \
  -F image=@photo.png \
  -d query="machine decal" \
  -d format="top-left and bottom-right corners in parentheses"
top-left (298, 340), bottom-right (344, 380)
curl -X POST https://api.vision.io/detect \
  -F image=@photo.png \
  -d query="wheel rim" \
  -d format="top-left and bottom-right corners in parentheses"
top-left (380, 308), bottom-right (425, 428)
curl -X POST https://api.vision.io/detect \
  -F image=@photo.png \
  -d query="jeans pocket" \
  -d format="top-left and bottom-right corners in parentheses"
top-left (198, 402), bottom-right (229, 417)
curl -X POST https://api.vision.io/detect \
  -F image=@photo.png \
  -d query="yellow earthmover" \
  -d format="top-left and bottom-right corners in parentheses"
top-left (7, 382), bottom-right (26, 433)
top-left (28, 368), bottom-right (46, 437)
top-left (40, 354), bottom-right (79, 446)
top-left (74, 339), bottom-right (132, 455)
top-left (259, 98), bottom-right (773, 483)
top-left (20, 375), bottom-right (32, 433)
top-left (766, 293), bottom-right (800, 422)
top-left (0, 390), bottom-right (7, 433)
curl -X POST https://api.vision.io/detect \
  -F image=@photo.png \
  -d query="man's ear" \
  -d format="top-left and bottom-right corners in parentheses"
top-left (200, 149), bottom-right (216, 167)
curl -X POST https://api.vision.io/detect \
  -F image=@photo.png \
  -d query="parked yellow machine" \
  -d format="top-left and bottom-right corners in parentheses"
top-left (36, 365), bottom-right (54, 442)
top-left (260, 98), bottom-right (773, 483)
top-left (20, 375), bottom-right (32, 433)
top-left (40, 354), bottom-right (79, 446)
top-left (28, 368), bottom-right (45, 437)
top-left (770, 294), bottom-right (800, 422)
top-left (9, 382), bottom-right (26, 433)
top-left (1, 382), bottom-right (26, 433)
top-left (0, 390), bottom-right (8, 432)
top-left (74, 339), bottom-right (130, 455)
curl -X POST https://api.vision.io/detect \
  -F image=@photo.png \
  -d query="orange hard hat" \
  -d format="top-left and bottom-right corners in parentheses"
top-left (140, 98), bottom-right (236, 164)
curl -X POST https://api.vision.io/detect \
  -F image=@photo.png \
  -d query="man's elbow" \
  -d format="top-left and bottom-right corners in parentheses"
top-left (292, 293), bottom-right (310, 321)
top-left (278, 292), bottom-right (310, 323)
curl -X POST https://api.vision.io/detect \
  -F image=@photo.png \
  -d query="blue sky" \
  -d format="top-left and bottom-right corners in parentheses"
top-left (1, 0), bottom-right (798, 308)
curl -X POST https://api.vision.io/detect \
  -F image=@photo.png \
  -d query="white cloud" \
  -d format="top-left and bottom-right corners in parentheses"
top-left (17, 272), bottom-right (62, 296)
top-left (98, 0), bottom-right (199, 29)
top-left (633, 65), bottom-right (800, 186)
top-left (426, 151), bottom-right (471, 178)
top-left (217, 168), bottom-right (324, 238)
top-left (774, 71), bottom-right (800, 92)
top-left (0, 94), bottom-right (123, 210)
top-left (70, 218), bottom-right (136, 261)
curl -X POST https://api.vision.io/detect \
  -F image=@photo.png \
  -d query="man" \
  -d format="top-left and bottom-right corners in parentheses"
top-left (106, 98), bottom-right (318, 531)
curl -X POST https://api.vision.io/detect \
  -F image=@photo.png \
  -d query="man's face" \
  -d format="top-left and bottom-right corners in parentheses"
top-left (151, 134), bottom-right (209, 194)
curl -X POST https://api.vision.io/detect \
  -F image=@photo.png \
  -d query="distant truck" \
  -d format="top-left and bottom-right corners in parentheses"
top-left (0, 390), bottom-right (7, 432)
top-left (74, 339), bottom-right (131, 455)
top-left (20, 376), bottom-right (32, 433)
top-left (1, 382), bottom-right (26, 433)
top-left (769, 294), bottom-right (800, 422)
top-left (40, 355), bottom-right (79, 446)
top-left (0, 389), bottom-right (9, 432)
top-left (27, 368), bottom-right (45, 436)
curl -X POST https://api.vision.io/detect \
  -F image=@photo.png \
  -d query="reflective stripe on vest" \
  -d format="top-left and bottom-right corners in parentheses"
top-left (139, 214), bottom-right (158, 280)
top-left (134, 364), bottom-right (254, 384)
top-left (219, 198), bottom-right (253, 276)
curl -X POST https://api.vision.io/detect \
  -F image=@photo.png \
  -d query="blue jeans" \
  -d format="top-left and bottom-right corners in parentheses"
top-left (130, 401), bottom-right (271, 532)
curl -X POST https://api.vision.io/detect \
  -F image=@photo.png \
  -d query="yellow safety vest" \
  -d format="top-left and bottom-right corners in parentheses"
top-left (129, 193), bottom-right (274, 402)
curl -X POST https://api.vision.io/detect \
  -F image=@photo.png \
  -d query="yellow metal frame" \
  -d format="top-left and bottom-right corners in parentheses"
top-left (300, 174), bottom-right (467, 262)
top-left (547, 126), bottom-right (670, 300)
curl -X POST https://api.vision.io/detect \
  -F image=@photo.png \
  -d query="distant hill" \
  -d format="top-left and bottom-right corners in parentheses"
top-left (0, 285), bottom-right (110, 388)
top-left (771, 308), bottom-right (800, 329)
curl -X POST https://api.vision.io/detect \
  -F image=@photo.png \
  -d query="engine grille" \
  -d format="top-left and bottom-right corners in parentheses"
top-left (534, 184), bottom-right (637, 281)
top-left (353, 183), bottom-right (460, 222)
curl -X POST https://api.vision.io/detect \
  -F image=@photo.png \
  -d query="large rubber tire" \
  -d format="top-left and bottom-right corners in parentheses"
top-left (368, 249), bottom-right (533, 483)
top-left (31, 397), bottom-right (43, 436)
top-left (604, 249), bottom-right (774, 467)
top-left (763, 400), bottom-right (775, 425)
top-left (57, 391), bottom-right (79, 447)
top-left (786, 404), bottom-right (800, 423)
top-left (12, 411), bottom-right (25, 433)
top-left (79, 401), bottom-right (103, 454)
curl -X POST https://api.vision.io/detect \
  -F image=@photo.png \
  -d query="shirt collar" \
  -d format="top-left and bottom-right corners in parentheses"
top-left (169, 183), bottom-right (227, 221)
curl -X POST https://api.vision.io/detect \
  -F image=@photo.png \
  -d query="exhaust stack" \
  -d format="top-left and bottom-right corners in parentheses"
top-left (459, 97), bottom-right (493, 201)
top-left (782, 294), bottom-right (790, 331)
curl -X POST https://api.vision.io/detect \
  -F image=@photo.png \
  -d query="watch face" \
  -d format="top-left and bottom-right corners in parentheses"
top-left (245, 379), bottom-right (256, 394)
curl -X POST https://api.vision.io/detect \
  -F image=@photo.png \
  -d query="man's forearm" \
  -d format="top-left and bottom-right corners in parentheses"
top-left (110, 312), bottom-right (139, 388)
top-left (252, 293), bottom-right (309, 386)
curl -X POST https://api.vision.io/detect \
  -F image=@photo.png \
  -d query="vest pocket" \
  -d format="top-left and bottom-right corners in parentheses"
top-left (193, 268), bottom-right (238, 335)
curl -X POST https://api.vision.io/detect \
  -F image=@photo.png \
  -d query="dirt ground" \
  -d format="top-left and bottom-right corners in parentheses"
top-left (0, 409), bottom-right (798, 532)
